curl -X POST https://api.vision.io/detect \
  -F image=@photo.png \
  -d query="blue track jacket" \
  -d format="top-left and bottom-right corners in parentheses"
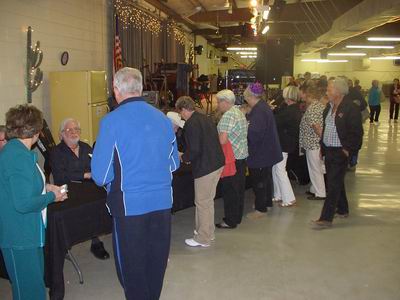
top-left (91, 97), bottom-right (179, 217)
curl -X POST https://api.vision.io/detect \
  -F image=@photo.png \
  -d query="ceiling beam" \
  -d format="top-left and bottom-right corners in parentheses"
top-left (190, 8), bottom-right (253, 23)
top-left (144, 0), bottom-right (197, 30)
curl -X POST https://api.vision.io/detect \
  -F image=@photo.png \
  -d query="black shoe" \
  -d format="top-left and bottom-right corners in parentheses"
top-left (305, 191), bottom-right (315, 196)
top-left (90, 241), bottom-right (110, 260)
top-left (307, 195), bottom-right (326, 200)
top-left (216, 221), bottom-right (236, 229)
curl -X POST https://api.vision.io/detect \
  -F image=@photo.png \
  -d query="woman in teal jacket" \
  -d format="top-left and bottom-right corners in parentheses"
top-left (0, 104), bottom-right (67, 300)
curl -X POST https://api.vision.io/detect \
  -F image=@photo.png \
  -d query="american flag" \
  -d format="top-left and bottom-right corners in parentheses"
top-left (113, 16), bottom-right (123, 73)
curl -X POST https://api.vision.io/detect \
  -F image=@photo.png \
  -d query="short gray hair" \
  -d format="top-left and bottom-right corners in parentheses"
top-left (216, 89), bottom-right (236, 105)
top-left (331, 77), bottom-right (349, 96)
top-left (114, 67), bottom-right (143, 95)
top-left (175, 96), bottom-right (196, 112)
top-left (282, 86), bottom-right (299, 101)
top-left (60, 118), bottom-right (80, 133)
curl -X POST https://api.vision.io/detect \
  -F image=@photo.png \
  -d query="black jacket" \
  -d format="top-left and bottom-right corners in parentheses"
top-left (321, 96), bottom-right (363, 156)
top-left (182, 111), bottom-right (224, 179)
top-left (50, 141), bottom-right (92, 185)
top-left (274, 103), bottom-right (302, 154)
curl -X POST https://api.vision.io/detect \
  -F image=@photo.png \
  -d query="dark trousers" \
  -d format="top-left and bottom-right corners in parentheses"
top-left (249, 166), bottom-right (273, 213)
top-left (112, 209), bottom-right (171, 300)
top-left (369, 105), bottom-right (381, 122)
top-left (389, 102), bottom-right (399, 120)
top-left (220, 159), bottom-right (246, 227)
top-left (320, 148), bottom-right (349, 222)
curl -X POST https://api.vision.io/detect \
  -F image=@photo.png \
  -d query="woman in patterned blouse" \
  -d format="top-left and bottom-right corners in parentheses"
top-left (299, 79), bottom-right (327, 200)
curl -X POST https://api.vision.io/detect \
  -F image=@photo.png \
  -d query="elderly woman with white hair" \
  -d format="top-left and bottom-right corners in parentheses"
top-left (272, 86), bottom-right (302, 207)
top-left (215, 89), bottom-right (248, 229)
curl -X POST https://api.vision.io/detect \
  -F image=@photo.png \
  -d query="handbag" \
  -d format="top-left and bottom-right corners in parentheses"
top-left (221, 141), bottom-right (236, 178)
top-left (394, 95), bottom-right (400, 104)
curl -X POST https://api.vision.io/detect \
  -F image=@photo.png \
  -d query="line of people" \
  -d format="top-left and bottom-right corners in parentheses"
top-left (0, 68), bottom-right (364, 300)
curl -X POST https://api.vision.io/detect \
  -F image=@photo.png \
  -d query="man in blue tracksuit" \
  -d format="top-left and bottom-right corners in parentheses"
top-left (91, 67), bottom-right (179, 300)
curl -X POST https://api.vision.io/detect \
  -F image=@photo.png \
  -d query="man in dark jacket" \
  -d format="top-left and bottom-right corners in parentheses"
top-left (176, 96), bottom-right (224, 247)
top-left (50, 118), bottom-right (110, 259)
top-left (313, 78), bottom-right (363, 229)
top-left (244, 83), bottom-right (283, 219)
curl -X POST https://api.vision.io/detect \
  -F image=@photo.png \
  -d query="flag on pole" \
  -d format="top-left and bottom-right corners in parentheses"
top-left (113, 15), bottom-right (123, 74)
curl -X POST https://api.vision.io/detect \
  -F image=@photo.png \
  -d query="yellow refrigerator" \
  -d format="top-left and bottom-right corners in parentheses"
top-left (49, 71), bottom-right (109, 146)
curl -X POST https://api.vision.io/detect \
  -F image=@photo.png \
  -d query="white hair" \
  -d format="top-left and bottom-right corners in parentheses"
top-left (282, 86), bottom-right (299, 101)
top-left (332, 77), bottom-right (349, 96)
top-left (216, 89), bottom-right (236, 105)
top-left (60, 118), bottom-right (80, 133)
top-left (114, 67), bottom-right (143, 95)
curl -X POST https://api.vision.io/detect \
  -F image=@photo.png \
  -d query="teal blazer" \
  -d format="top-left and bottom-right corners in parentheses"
top-left (0, 139), bottom-right (55, 249)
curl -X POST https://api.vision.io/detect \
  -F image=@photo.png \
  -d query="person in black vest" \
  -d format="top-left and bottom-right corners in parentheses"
top-left (245, 83), bottom-right (283, 219)
top-left (312, 78), bottom-right (363, 229)
top-left (50, 118), bottom-right (110, 259)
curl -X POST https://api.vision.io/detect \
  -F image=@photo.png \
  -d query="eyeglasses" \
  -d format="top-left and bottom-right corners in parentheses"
top-left (64, 127), bottom-right (81, 134)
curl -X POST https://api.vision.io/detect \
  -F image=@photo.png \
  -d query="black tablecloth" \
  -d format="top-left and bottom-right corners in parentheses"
top-left (45, 181), bottom-right (111, 300)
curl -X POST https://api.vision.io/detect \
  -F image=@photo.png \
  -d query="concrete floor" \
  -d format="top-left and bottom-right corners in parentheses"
top-left (1, 103), bottom-right (399, 300)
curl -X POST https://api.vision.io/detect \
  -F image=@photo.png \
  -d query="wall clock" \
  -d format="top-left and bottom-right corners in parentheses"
top-left (61, 51), bottom-right (69, 65)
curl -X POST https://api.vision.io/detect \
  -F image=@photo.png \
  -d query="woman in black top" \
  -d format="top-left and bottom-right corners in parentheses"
top-left (272, 86), bottom-right (302, 207)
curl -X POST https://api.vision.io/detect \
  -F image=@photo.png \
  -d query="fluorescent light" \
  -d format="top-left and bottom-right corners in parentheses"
top-left (301, 59), bottom-right (348, 63)
top-left (236, 52), bottom-right (257, 55)
top-left (263, 8), bottom-right (270, 20)
top-left (227, 47), bottom-right (257, 51)
top-left (346, 45), bottom-right (394, 49)
top-left (367, 37), bottom-right (400, 42)
top-left (328, 53), bottom-right (366, 56)
top-left (241, 55), bottom-right (257, 58)
top-left (262, 25), bottom-right (270, 35)
top-left (369, 56), bottom-right (400, 60)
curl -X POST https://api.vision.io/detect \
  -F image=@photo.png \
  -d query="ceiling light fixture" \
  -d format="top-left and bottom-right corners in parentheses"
top-left (301, 59), bottom-right (348, 63)
top-left (236, 52), bottom-right (257, 55)
top-left (262, 25), bottom-right (270, 35)
top-left (328, 53), bottom-right (366, 56)
top-left (369, 56), bottom-right (400, 60)
top-left (250, 0), bottom-right (258, 7)
top-left (263, 7), bottom-right (270, 20)
top-left (367, 37), bottom-right (400, 42)
top-left (227, 47), bottom-right (257, 51)
top-left (346, 45), bottom-right (395, 49)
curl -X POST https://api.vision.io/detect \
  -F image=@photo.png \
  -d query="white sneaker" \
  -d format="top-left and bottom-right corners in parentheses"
top-left (185, 238), bottom-right (210, 248)
top-left (193, 230), bottom-right (215, 241)
top-left (375, 121), bottom-right (380, 125)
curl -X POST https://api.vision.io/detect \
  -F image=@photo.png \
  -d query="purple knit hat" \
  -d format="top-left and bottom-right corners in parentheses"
top-left (248, 82), bottom-right (264, 96)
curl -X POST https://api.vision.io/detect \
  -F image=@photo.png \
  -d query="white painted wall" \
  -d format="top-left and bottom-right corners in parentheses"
top-left (294, 54), bottom-right (400, 89)
top-left (0, 0), bottom-right (112, 125)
